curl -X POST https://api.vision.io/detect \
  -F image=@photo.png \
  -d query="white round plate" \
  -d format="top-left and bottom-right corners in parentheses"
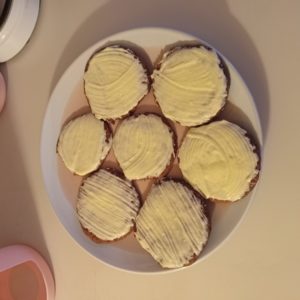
top-left (41, 27), bottom-right (262, 273)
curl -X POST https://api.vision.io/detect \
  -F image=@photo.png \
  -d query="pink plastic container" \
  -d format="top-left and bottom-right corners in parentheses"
top-left (0, 71), bottom-right (5, 113)
top-left (0, 245), bottom-right (55, 300)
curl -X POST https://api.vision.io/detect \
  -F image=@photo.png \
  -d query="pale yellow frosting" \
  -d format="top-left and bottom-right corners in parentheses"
top-left (135, 180), bottom-right (209, 269)
top-left (113, 114), bottom-right (175, 180)
top-left (84, 46), bottom-right (149, 120)
top-left (152, 47), bottom-right (228, 126)
top-left (77, 169), bottom-right (140, 241)
top-left (179, 120), bottom-right (259, 201)
top-left (57, 113), bottom-right (111, 176)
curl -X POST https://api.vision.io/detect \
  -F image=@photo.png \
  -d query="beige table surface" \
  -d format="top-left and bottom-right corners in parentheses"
top-left (0, 0), bottom-right (299, 299)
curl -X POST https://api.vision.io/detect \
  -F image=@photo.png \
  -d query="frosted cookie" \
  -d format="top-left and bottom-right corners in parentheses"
top-left (113, 114), bottom-right (176, 180)
top-left (57, 113), bottom-right (112, 176)
top-left (135, 179), bottom-right (209, 269)
top-left (84, 44), bottom-right (150, 120)
top-left (152, 44), bottom-right (230, 126)
top-left (77, 169), bottom-right (140, 242)
top-left (178, 120), bottom-right (260, 202)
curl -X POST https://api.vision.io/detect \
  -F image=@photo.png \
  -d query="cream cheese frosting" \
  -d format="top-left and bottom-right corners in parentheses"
top-left (152, 46), bottom-right (228, 126)
top-left (113, 114), bottom-right (175, 180)
top-left (77, 169), bottom-right (140, 241)
top-left (57, 113), bottom-right (112, 176)
top-left (84, 46), bottom-right (149, 120)
top-left (179, 120), bottom-right (259, 201)
top-left (135, 180), bottom-right (209, 269)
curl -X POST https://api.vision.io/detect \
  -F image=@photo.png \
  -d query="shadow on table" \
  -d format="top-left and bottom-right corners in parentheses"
top-left (0, 63), bottom-right (53, 274)
top-left (51, 0), bottom-right (270, 141)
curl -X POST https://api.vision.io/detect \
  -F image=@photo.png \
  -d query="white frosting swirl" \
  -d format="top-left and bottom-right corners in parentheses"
top-left (135, 180), bottom-right (209, 269)
top-left (152, 47), bottom-right (228, 126)
top-left (84, 46), bottom-right (149, 120)
top-left (179, 120), bottom-right (259, 201)
top-left (77, 169), bottom-right (140, 241)
top-left (113, 114), bottom-right (175, 180)
top-left (57, 113), bottom-right (111, 176)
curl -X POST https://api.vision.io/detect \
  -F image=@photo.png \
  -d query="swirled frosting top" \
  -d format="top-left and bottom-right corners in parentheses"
top-left (179, 120), bottom-right (259, 201)
top-left (57, 113), bottom-right (111, 176)
top-left (113, 114), bottom-right (175, 180)
top-left (152, 46), bottom-right (228, 126)
top-left (84, 46), bottom-right (149, 120)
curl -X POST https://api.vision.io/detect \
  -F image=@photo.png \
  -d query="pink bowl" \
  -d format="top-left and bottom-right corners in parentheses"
top-left (0, 245), bottom-right (55, 300)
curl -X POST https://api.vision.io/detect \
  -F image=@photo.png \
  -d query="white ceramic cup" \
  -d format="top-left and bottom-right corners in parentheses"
top-left (0, 0), bottom-right (40, 62)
